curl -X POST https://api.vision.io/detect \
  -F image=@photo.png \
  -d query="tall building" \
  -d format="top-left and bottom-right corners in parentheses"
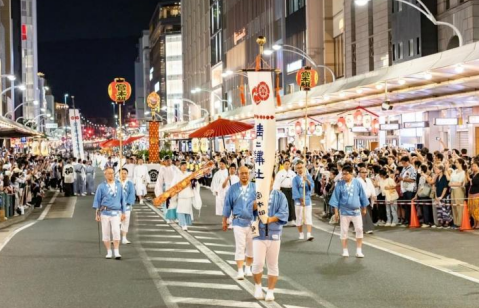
top-left (182, 0), bottom-right (212, 119)
top-left (134, 31), bottom-right (150, 121)
top-left (149, 1), bottom-right (182, 124)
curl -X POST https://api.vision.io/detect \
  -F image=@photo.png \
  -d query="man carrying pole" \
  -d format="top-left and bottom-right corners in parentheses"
top-left (292, 160), bottom-right (314, 241)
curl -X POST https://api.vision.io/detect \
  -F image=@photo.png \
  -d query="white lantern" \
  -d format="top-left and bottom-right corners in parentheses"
top-left (345, 114), bottom-right (354, 129)
top-left (363, 114), bottom-right (372, 129)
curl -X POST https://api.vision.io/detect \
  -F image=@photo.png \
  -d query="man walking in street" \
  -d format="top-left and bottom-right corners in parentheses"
top-left (399, 156), bottom-right (417, 226)
top-left (223, 166), bottom-right (256, 280)
top-left (85, 160), bottom-right (96, 195)
top-left (329, 164), bottom-right (369, 258)
top-left (155, 156), bottom-right (180, 222)
top-left (93, 167), bottom-right (126, 259)
top-left (211, 158), bottom-right (229, 217)
top-left (74, 158), bottom-right (86, 196)
top-left (119, 168), bottom-right (136, 244)
top-left (273, 159), bottom-right (296, 226)
top-left (292, 161), bottom-right (314, 241)
top-left (221, 163), bottom-right (239, 229)
top-left (63, 159), bottom-right (75, 197)
top-left (133, 158), bottom-right (150, 205)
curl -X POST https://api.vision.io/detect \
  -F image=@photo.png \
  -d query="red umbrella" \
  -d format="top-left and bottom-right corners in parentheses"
top-left (124, 135), bottom-right (144, 145)
top-left (189, 117), bottom-right (253, 138)
top-left (100, 139), bottom-right (120, 148)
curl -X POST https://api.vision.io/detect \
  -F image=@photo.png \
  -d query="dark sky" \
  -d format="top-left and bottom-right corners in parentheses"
top-left (38, 0), bottom-right (161, 122)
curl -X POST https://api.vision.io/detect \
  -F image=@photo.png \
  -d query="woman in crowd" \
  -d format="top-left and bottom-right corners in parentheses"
top-left (434, 165), bottom-right (452, 228)
top-left (378, 169), bottom-right (398, 227)
top-left (468, 161), bottom-right (479, 228)
top-left (447, 159), bottom-right (467, 228)
top-left (413, 164), bottom-right (434, 227)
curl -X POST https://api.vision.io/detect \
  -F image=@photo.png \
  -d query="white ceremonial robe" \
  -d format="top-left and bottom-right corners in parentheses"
top-left (211, 168), bottom-right (229, 216)
top-left (154, 165), bottom-right (180, 197)
top-left (133, 165), bottom-right (150, 196)
top-left (123, 163), bottom-right (135, 181)
top-left (172, 170), bottom-right (195, 217)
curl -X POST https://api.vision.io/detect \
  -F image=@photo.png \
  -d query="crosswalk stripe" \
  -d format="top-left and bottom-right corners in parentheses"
top-left (187, 230), bottom-right (213, 234)
top-left (140, 234), bottom-right (182, 238)
top-left (144, 248), bottom-right (199, 253)
top-left (136, 219), bottom-right (164, 222)
top-left (204, 242), bottom-right (235, 247)
top-left (136, 224), bottom-right (170, 227)
top-left (263, 288), bottom-right (309, 296)
top-left (163, 281), bottom-right (241, 290)
top-left (226, 260), bottom-right (236, 265)
top-left (139, 241), bottom-right (190, 245)
top-left (155, 268), bottom-right (224, 276)
top-left (214, 250), bottom-right (235, 256)
top-left (170, 297), bottom-right (261, 308)
top-left (138, 229), bottom-right (175, 233)
top-left (193, 236), bottom-right (220, 240)
top-left (150, 257), bottom-right (211, 263)
top-left (186, 226), bottom-right (210, 229)
top-left (284, 306), bottom-right (315, 308)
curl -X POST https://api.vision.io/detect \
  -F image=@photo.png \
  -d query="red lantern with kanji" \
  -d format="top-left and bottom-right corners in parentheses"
top-left (295, 121), bottom-right (302, 135)
top-left (337, 117), bottom-right (346, 132)
top-left (371, 118), bottom-right (380, 134)
top-left (296, 67), bottom-right (319, 91)
top-left (354, 109), bottom-right (363, 125)
top-left (308, 121), bottom-right (316, 134)
top-left (108, 78), bottom-right (132, 103)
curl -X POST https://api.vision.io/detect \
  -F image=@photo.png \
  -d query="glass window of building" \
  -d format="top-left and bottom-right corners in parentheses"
top-left (409, 39), bottom-right (414, 57)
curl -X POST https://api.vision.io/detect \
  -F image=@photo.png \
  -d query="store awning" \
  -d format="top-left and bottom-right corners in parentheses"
top-left (218, 42), bottom-right (479, 123)
top-left (0, 116), bottom-right (42, 138)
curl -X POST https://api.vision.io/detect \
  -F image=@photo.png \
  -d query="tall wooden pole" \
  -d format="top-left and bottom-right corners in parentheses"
top-left (119, 103), bottom-right (123, 169)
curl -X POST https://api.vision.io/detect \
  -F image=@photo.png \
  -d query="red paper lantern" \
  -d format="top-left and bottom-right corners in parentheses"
top-left (337, 117), bottom-right (346, 132)
top-left (295, 121), bottom-right (302, 135)
top-left (296, 67), bottom-right (319, 91)
top-left (371, 118), bottom-right (380, 134)
top-left (353, 109), bottom-right (363, 125)
top-left (308, 122), bottom-right (316, 134)
top-left (108, 78), bottom-right (132, 103)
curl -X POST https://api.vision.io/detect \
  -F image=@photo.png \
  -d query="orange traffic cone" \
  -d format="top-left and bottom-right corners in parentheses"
top-left (460, 201), bottom-right (472, 231)
top-left (409, 200), bottom-right (420, 228)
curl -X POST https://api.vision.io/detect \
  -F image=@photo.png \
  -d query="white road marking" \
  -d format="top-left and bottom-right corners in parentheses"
top-left (145, 201), bottom-right (285, 308)
top-left (163, 281), bottom-right (241, 290)
top-left (150, 257), bottom-right (211, 263)
top-left (155, 268), bottom-right (225, 276)
top-left (226, 260), bottom-right (236, 265)
top-left (38, 191), bottom-right (60, 221)
top-left (187, 230), bottom-right (213, 234)
top-left (170, 297), bottom-right (262, 308)
top-left (136, 219), bottom-right (165, 222)
top-left (138, 241), bottom-right (190, 245)
top-left (0, 222), bottom-right (37, 252)
top-left (204, 242), bottom-right (235, 247)
top-left (139, 234), bottom-right (182, 238)
top-left (262, 287), bottom-right (309, 296)
top-left (285, 305), bottom-right (314, 308)
top-left (312, 221), bottom-right (479, 285)
top-left (143, 248), bottom-right (200, 254)
top-left (186, 225), bottom-right (210, 229)
top-left (136, 223), bottom-right (170, 227)
top-left (138, 229), bottom-right (175, 233)
top-left (214, 250), bottom-right (235, 256)
top-left (193, 235), bottom-right (221, 240)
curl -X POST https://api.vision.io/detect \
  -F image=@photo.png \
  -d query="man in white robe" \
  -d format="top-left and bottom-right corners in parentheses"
top-left (133, 158), bottom-right (150, 204)
top-left (211, 159), bottom-right (229, 216)
top-left (155, 156), bottom-right (180, 223)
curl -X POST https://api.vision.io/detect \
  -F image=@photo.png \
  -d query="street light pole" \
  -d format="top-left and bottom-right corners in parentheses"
top-left (355, 0), bottom-right (463, 47)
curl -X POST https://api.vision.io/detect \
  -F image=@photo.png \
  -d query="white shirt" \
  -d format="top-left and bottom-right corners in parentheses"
top-left (450, 169), bottom-right (465, 189)
top-left (358, 176), bottom-right (376, 199)
top-left (273, 169), bottom-right (296, 190)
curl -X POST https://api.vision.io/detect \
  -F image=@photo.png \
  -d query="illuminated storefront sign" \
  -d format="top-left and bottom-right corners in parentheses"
top-left (435, 118), bottom-right (458, 125)
top-left (403, 121), bottom-right (429, 128)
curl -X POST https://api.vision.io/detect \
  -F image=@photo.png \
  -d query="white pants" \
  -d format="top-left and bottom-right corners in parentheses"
top-left (252, 240), bottom-right (281, 276)
top-left (101, 214), bottom-right (121, 242)
top-left (295, 205), bottom-right (313, 226)
top-left (215, 196), bottom-right (224, 216)
top-left (233, 226), bottom-right (253, 261)
top-left (121, 211), bottom-right (131, 233)
top-left (340, 215), bottom-right (363, 240)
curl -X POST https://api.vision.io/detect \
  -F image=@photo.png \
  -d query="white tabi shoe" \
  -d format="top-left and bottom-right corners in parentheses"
top-left (356, 251), bottom-right (365, 258)
top-left (342, 250), bottom-right (349, 257)
top-left (182, 226), bottom-right (188, 231)
top-left (236, 270), bottom-right (245, 280)
top-left (115, 251), bottom-right (122, 260)
top-left (254, 285), bottom-right (264, 300)
top-left (227, 224), bottom-right (233, 230)
top-left (265, 291), bottom-right (275, 302)
top-left (139, 199), bottom-right (144, 205)
top-left (122, 238), bottom-right (131, 245)
top-left (306, 233), bottom-right (314, 241)
top-left (298, 233), bottom-right (305, 240)
top-left (105, 251), bottom-right (113, 259)
top-left (244, 266), bottom-right (253, 277)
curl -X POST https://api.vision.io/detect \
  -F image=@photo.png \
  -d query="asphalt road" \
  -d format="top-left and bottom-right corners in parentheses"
top-left (1, 176), bottom-right (479, 308)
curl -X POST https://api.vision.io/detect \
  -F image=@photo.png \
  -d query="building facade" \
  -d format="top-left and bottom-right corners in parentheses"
top-left (134, 31), bottom-right (150, 121)
top-left (149, 1), bottom-right (182, 124)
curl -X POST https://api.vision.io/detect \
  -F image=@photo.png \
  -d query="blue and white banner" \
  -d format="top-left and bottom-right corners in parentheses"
top-left (69, 109), bottom-right (84, 160)
top-left (247, 71), bottom-right (276, 224)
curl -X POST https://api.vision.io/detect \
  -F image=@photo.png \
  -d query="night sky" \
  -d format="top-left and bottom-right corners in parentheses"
top-left (38, 0), bottom-right (161, 122)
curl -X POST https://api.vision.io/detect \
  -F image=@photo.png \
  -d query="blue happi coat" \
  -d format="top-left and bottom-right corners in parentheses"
top-left (329, 178), bottom-right (370, 216)
top-left (255, 189), bottom-right (289, 241)
top-left (93, 180), bottom-right (126, 216)
top-left (223, 182), bottom-right (256, 227)
top-left (121, 180), bottom-right (136, 211)
top-left (292, 174), bottom-right (314, 206)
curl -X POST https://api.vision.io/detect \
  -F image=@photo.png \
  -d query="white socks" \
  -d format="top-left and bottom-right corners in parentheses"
top-left (357, 248), bottom-right (362, 255)
top-left (244, 266), bottom-right (252, 276)
top-left (105, 249), bottom-right (112, 259)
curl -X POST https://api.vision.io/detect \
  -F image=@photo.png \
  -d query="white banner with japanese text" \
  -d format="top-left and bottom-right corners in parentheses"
top-left (69, 109), bottom-right (85, 160)
top-left (247, 71), bottom-right (276, 224)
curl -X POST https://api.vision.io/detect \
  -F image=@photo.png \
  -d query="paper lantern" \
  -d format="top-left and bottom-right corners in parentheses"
top-left (345, 114), bottom-right (354, 129)
top-left (337, 117), bottom-right (346, 131)
top-left (296, 67), bottom-right (319, 91)
top-left (108, 78), bottom-right (132, 103)
top-left (363, 114), bottom-right (372, 129)
top-left (354, 109), bottom-right (363, 125)
top-left (371, 118), bottom-right (380, 134)
top-left (309, 121), bottom-right (316, 134)
top-left (200, 138), bottom-right (209, 152)
top-left (295, 121), bottom-right (302, 135)
top-left (314, 125), bottom-right (323, 136)
top-left (288, 126), bottom-right (295, 137)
